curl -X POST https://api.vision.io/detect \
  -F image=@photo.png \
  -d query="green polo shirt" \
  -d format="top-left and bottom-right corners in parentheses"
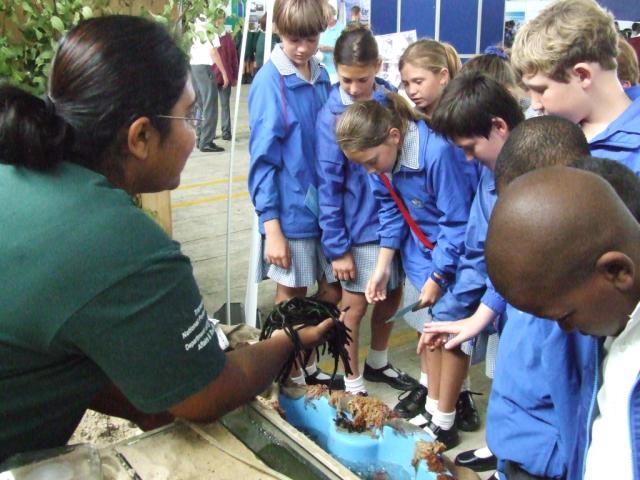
top-left (0, 162), bottom-right (225, 461)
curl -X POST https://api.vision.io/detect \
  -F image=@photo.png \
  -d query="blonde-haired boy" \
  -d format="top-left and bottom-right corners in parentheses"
top-left (511, 0), bottom-right (640, 175)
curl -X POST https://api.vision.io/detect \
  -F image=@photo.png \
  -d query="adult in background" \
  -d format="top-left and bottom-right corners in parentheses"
top-left (190, 15), bottom-right (228, 152)
top-left (212, 9), bottom-right (239, 141)
top-left (0, 15), bottom-right (335, 463)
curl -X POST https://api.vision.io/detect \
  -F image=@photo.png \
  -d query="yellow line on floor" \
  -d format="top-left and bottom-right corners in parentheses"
top-left (177, 175), bottom-right (248, 191)
top-left (318, 328), bottom-right (418, 372)
top-left (173, 191), bottom-right (249, 208)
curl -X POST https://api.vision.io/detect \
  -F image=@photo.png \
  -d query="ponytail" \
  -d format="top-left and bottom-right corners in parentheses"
top-left (336, 92), bottom-right (426, 153)
top-left (0, 84), bottom-right (72, 170)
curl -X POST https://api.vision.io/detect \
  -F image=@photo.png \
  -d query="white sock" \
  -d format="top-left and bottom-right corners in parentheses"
top-left (461, 375), bottom-right (471, 392)
top-left (305, 362), bottom-right (330, 380)
top-left (474, 446), bottom-right (494, 458)
top-left (291, 372), bottom-right (306, 386)
top-left (425, 396), bottom-right (439, 416)
top-left (345, 375), bottom-right (367, 394)
top-left (432, 408), bottom-right (456, 430)
top-left (419, 371), bottom-right (428, 388)
top-left (366, 348), bottom-right (388, 369)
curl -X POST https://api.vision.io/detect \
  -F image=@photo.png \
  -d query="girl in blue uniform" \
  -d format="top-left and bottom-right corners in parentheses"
top-left (335, 93), bottom-right (474, 448)
top-left (396, 39), bottom-right (480, 438)
top-left (315, 26), bottom-right (418, 396)
top-left (248, 0), bottom-right (341, 386)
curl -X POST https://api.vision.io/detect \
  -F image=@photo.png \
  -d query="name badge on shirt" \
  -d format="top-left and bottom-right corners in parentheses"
top-left (208, 317), bottom-right (230, 350)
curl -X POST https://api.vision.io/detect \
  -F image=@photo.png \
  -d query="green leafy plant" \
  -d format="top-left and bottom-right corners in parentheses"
top-left (0, 0), bottom-right (234, 95)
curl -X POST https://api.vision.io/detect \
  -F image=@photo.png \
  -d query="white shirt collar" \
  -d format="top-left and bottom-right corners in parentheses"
top-left (270, 44), bottom-right (323, 83)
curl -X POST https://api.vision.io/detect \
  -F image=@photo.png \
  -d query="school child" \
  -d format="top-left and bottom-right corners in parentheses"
top-left (460, 53), bottom-right (534, 116)
top-left (399, 71), bottom-right (522, 471)
top-left (617, 37), bottom-right (640, 100)
top-left (315, 26), bottom-right (418, 396)
top-left (335, 93), bottom-right (475, 448)
top-left (422, 114), bottom-right (589, 478)
top-left (510, 0), bottom-right (640, 175)
top-left (396, 38), bottom-right (481, 433)
top-left (248, 0), bottom-right (341, 387)
top-left (485, 166), bottom-right (640, 480)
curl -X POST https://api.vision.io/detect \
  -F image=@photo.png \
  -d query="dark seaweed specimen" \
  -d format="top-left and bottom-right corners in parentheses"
top-left (259, 297), bottom-right (353, 389)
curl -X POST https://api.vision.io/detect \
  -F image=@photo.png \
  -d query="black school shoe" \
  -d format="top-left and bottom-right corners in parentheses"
top-left (454, 448), bottom-right (497, 472)
top-left (200, 142), bottom-right (224, 153)
top-left (393, 384), bottom-right (428, 418)
top-left (423, 420), bottom-right (460, 450)
top-left (305, 369), bottom-right (345, 390)
top-left (363, 363), bottom-right (420, 391)
top-left (456, 390), bottom-right (481, 431)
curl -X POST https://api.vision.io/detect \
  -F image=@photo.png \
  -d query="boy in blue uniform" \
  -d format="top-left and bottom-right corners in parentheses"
top-left (511, 0), bottom-right (640, 175)
top-left (485, 166), bottom-right (640, 480)
top-left (335, 93), bottom-right (475, 448)
top-left (248, 0), bottom-right (341, 387)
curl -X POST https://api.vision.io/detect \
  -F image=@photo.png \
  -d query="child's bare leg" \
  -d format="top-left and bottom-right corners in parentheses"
top-left (426, 347), bottom-right (442, 401)
top-left (369, 285), bottom-right (402, 350)
top-left (275, 284), bottom-right (307, 304)
top-left (437, 347), bottom-right (468, 414)
top-left (315, 277), bottom-right (342, 305)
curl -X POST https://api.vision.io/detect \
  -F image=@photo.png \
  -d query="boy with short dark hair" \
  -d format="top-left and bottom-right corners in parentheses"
top-left (426, 111), bottom-right (591, 479)
top-left (486, 166), bottom-right (640, 479)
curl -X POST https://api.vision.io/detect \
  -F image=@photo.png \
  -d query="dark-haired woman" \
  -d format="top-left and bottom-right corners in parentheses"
top-left (0, 15), bottom-right (333, 463)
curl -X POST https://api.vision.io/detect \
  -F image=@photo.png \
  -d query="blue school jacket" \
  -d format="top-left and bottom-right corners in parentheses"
top-left (248, 49), bottom-right (331, 238)
top-left (625, 85), bottom-right (640, 101)
top-left (488, 307), bottom-right (597, 479)
top-left (589, 97), bottom-right (640, 175)
top-left (315, 79), bottom-right (395, 260)
top-left (369, 120), bottom-right (474, 292)
top-left (432, 167), bottom-right (496, 320)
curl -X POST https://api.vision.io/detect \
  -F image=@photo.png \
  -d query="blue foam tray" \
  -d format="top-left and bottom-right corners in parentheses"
top-left (279, 394), bottom-right (447, 480)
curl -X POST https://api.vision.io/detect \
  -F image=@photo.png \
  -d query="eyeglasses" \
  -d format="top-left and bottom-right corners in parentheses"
top-left (155, 115), bottom-right (203, 129)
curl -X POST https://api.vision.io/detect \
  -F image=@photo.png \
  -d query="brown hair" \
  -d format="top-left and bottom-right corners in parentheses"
top-left (335, 93), bottom-right (426, 153)
top-left (334, 25), bottom-right (379, 67)
top-left (273, 0), bottom-right (330, 38)
top-left (461, 53), bottom-right (517, 90)
top-left (617, 36), bottom-right (639, 86)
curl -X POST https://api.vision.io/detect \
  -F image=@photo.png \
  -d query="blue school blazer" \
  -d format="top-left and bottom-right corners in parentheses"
top-left (248, 59), bottom-right (331, 238)
top-left (369, 120), bottom-right (474, 292)
top-left (315, 79), bottom-right (395, 260)
top-left (432, 167), bottom-right (496, 321)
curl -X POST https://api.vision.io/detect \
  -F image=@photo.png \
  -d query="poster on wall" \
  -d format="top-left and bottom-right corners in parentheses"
top-left (343, 0), bottom-right (370, 25)
top-left (247, 0), bottom-right (266, 31)
top-left (375, 30), bottom-right (417, 89)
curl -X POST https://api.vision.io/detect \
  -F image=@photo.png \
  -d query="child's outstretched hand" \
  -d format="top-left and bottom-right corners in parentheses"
top-left (422, 316), bottom-right (484, 350)
top-left (264, 220), bottom-right (291, 270)
top-left (365, 266), bottom-right (390, 303)
top-left (416, 277), bottom-right (443, 310)
top-left (422, 304), bottom-right (498, 349)
top-left (417, 330), bottom-right (448, 353)
top-left (332, 252), bottom-right (356, 281)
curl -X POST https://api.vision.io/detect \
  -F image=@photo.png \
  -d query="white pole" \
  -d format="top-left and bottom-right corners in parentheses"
top-left (243, 0), bottom-right (275, 328)
top-left (476, 0), bottom-right (483, 54)
top-left (434, 0), bottom-right (441, 40)
top-left (224, 0), bottom-right (253, 325)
